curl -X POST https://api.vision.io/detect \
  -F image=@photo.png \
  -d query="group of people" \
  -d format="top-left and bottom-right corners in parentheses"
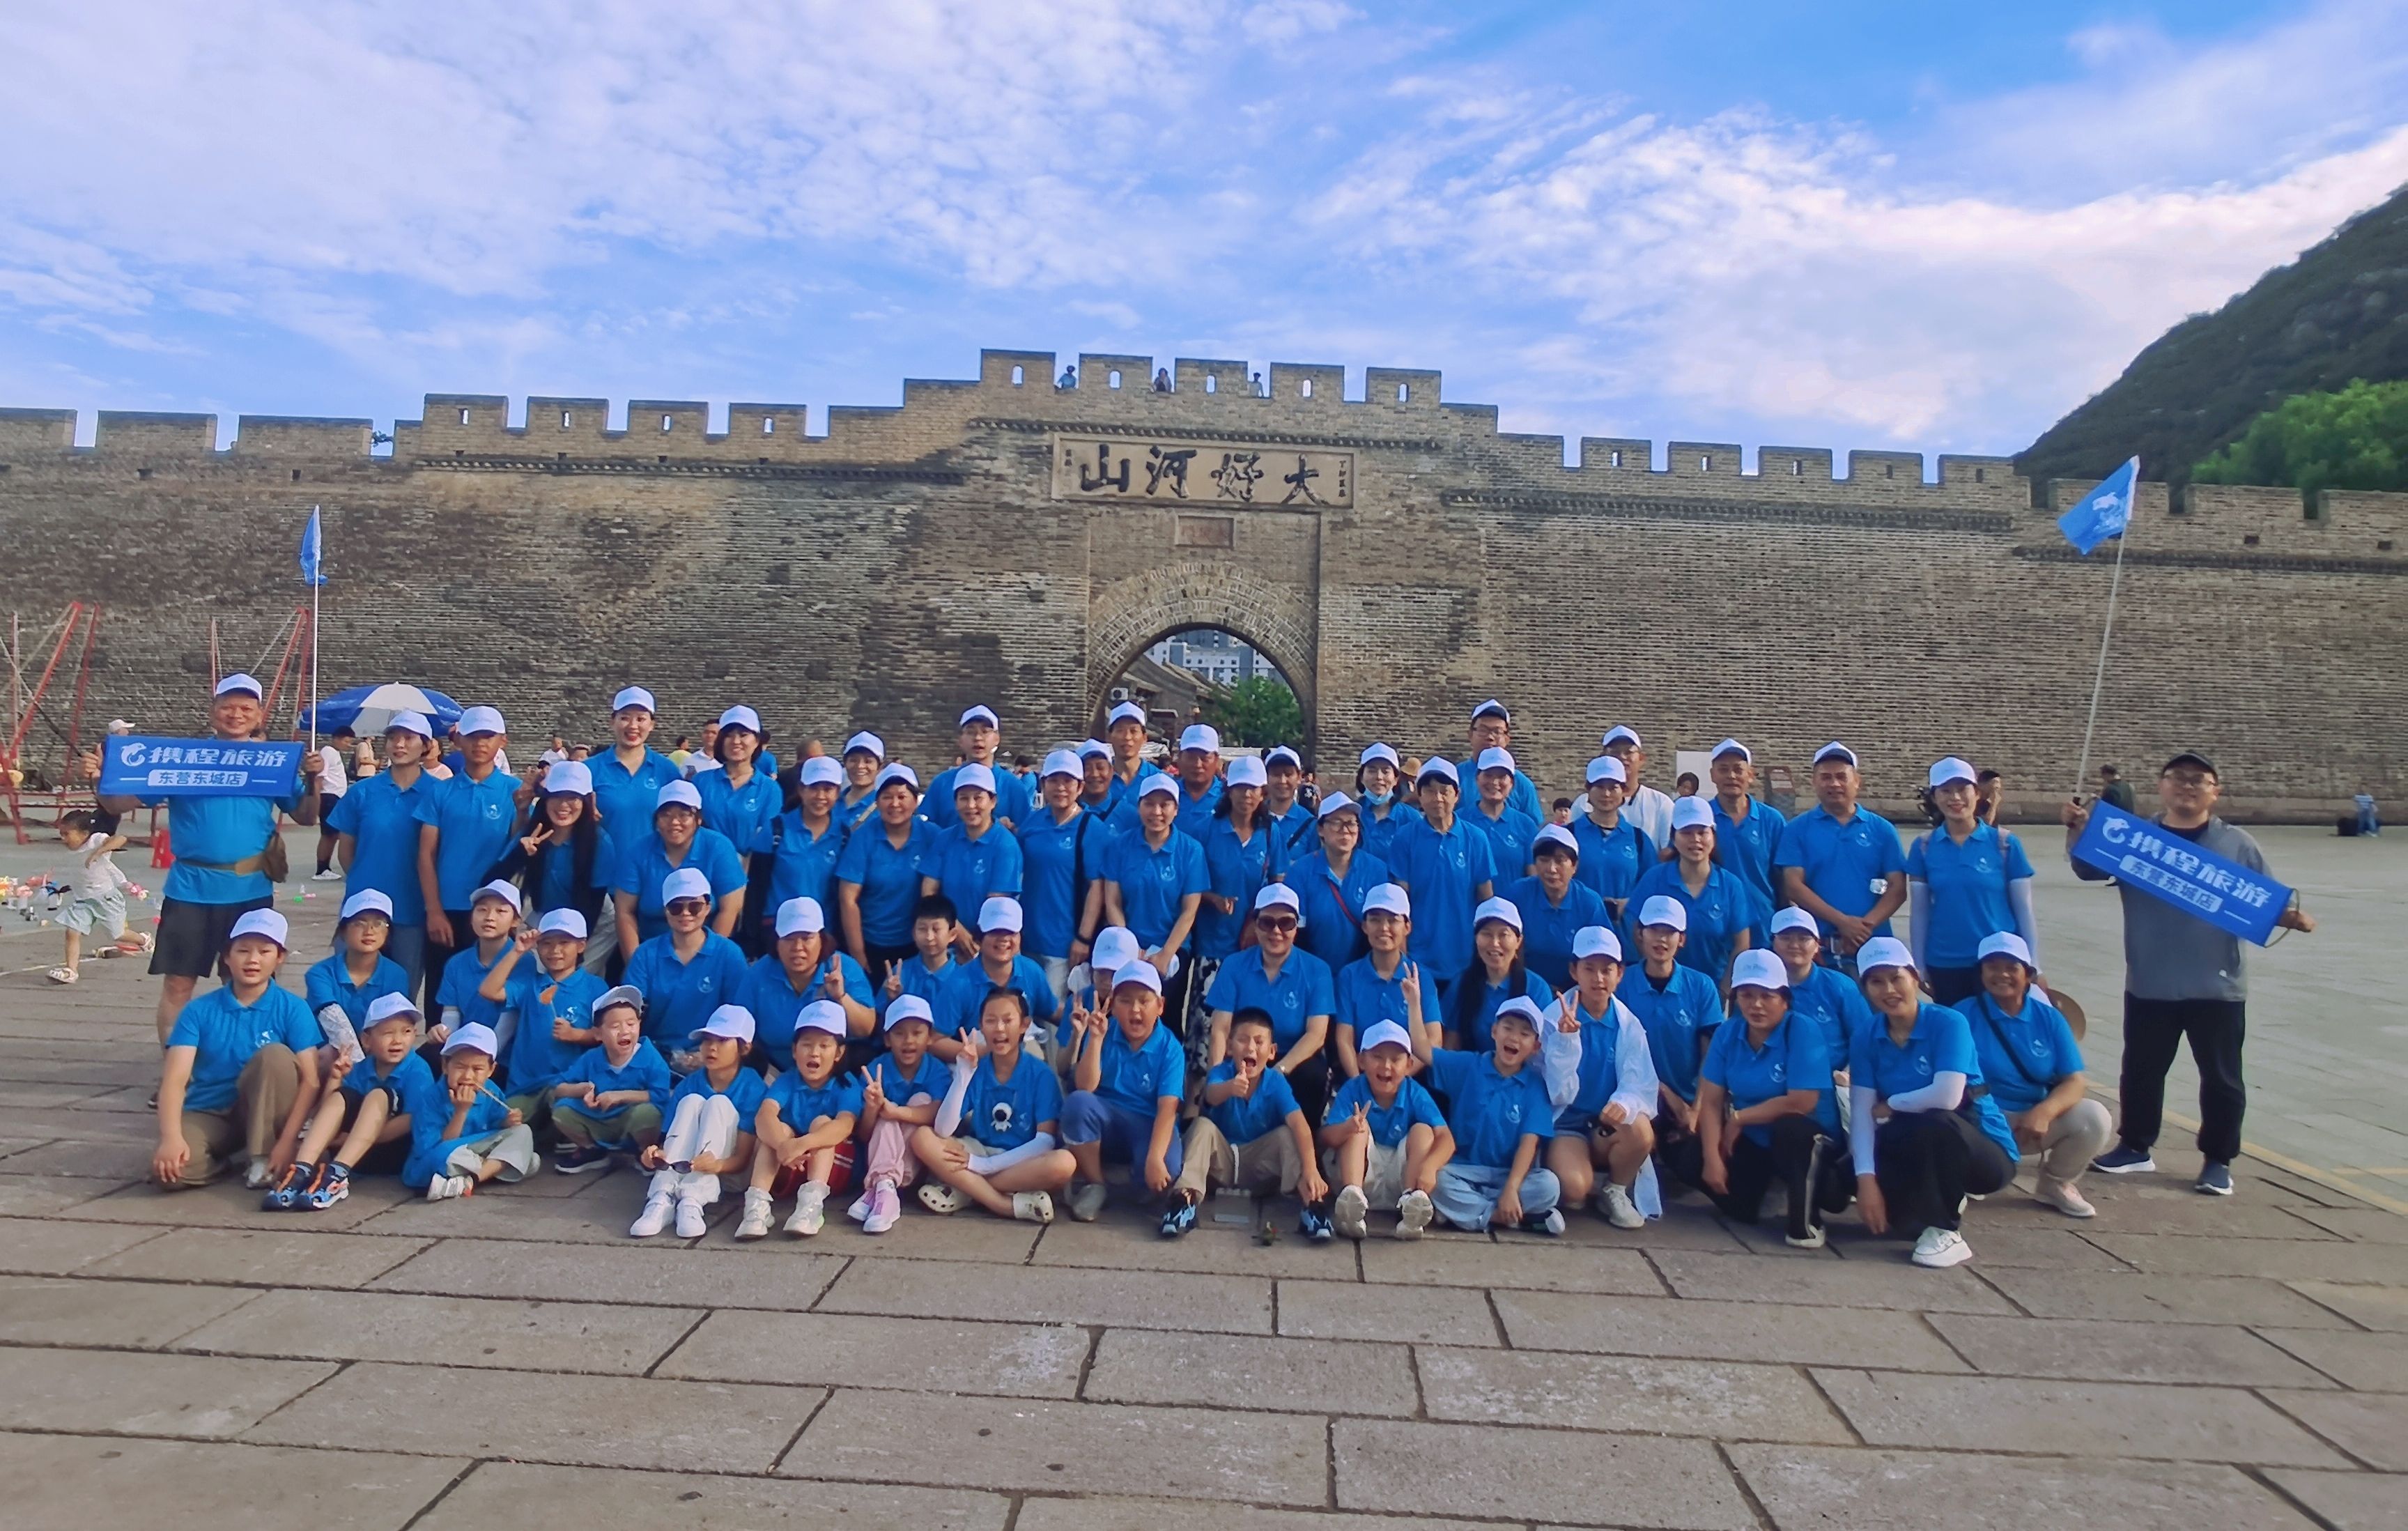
top-left (102, 677), bottom-right (2311, 1268)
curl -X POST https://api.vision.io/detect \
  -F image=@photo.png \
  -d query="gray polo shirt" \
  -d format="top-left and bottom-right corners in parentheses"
top-left (2071, 815), bottom-right (2267, 1003)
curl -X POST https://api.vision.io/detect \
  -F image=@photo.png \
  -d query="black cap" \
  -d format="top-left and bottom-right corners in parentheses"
top-left (2161, 751), bottom-right (2217, 776)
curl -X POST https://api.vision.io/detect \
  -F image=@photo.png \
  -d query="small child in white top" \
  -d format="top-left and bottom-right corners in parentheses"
top-left (48, 811), bottom-right (147, 984)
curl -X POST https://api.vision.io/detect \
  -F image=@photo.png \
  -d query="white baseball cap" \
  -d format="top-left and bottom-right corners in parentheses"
top-left (386, 710), bottom-right (435, 739)
top-left (654, 779), bottom-right (702, 813)
top-left (953, 762), bottom-right (997, 796)
top-left (1317, 790), bottom-right (1359, 820)
top-left (883, 994), bottom-right (935, 1031)
top-left (1077, 738), bottom-right (1111, 761)
top-left (441, 1022), bottom-right (501, 1057)
top-left (339, 889), bottom-right (394, 922)
top-left (594, 984), bottom-right (645, 1017)
top-left (1363, 883), bottom-right (1410, 919)
top-left (470, 879), bottom-right (523, 914)
top-left (1928, 756), bottom-right (1977, 790)
top-left (1041, 748), bottom-right (1082, 780)
top-left (1253, 884), bottom-right (1302, 917)
top-left (1359, 743), bottom-right (1400, 769)
top-left (794, 1001), bottom-right (847, 1038)
top-left (1770, 906), bottom-right (1821, 938)
top-left (543, 759), bottom-right (593, 797)
top-left (1265, 746), bottom-right (1302, 771)
top-left (959, 705), bottom-right (1000, 728)
top-left (1730, 949), bottom-right (1789, 991)
top-left (1107, 702), bottom-right (1147, 728)
top-left (1573, 925), bottom-right (1623, 962)
top-left (1711, 738), bottom-right (1751, 762)
top-left (1637, 895), bottom-right (1688, 932)
top-left (717, 705), bottom-right (762, 734)
top-left (1474, 895), bottom-right (1522, 932)
top-left (873, 763), bottom-right (920, 793)
top-left (1138, 774), bottom-right (1180, 801)
top-left (1671, 797), bottom-right (1715, 833)
top-left (775, 897), bottom-right (826, 937)
top-left (363, 992), bottom-right (422, 1027)
top-left (1090, 926), bottom-right (1143, 971)
top-left (1976, 930), bottom-right (2035, 967)
top-left (213, 672), bottom-right (264, 699)
top-left (842, 731), bottom-right (885, 760)
top-left (1416, 758), bottom-right (1459, 788)
top-left (978, 896), bottom-right (1024, 934)
top-left (1111, 960), bottom-right (1164, 996)
top-left (1471, 698), bottom-right (1511, 724)
top-left (1475, 747), bottom-right (1516, 775)
top-left (1602, 725), bottom-right (1642, 749)
top-left (693, 1004), bottom-right (758, 1043)
top-left (1532, 824), bottom-right (1579, 859)
top-left (457, 706), bottom-right (506, 737)
top-left (661, 866), bottom-right (712, 905)
top-left (1492, 996), bottom-right (1547, 1034)
top-left (798, 756), bottom-right (843, 787)
top-left (1856, 936), bottom-right (1915, 974)
top-left (537, 908), bottom-right (589, 939)
top-left (612, 686), bottom-right (657, 715)
top-left (1359, 1020), bottom-right (1413, 1054)
top-left (1813, 741), bottom-right (1859, 768)
top-left (229, 908), bottom-right (289, 948)
top-left (1180, 723), bottom-right (1221, 753)
top-left (1584, 755), bottom-right (1628, 785)
top-left (1225, 756), bottom-right (1267, 788)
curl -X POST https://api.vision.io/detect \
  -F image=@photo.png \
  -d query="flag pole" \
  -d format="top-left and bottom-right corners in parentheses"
top-left (307, 506), bottom-right (321, 760)
top-left (2071, 479), bottom-right (2136, 799)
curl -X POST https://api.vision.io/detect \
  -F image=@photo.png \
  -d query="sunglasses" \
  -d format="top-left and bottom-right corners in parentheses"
top-left (665, 898), bottom-right (711, 915)
top-left (1255, 916), bottom-right (1299, 934)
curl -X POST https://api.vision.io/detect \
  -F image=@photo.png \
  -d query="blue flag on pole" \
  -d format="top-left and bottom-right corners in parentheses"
top-left (298, 506), bottom-right (326, 586)
top-left (2056, 456), bottom-right (2137, 555)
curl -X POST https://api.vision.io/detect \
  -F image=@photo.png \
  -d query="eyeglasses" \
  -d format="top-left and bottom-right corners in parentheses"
top-left (665, 898), bottom-right (711, 915)
top-left (1256, 917), bottom-right (1298, 934)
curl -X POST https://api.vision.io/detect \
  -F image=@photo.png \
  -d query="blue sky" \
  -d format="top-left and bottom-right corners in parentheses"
top-left (4, 1), bottom-right (2405, 461)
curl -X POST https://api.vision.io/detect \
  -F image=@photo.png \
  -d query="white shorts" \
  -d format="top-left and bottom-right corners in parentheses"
top-left (59, 892), bottom-right (128, 939)
top-left (1325, 1139), bottom-right (1408, 1208)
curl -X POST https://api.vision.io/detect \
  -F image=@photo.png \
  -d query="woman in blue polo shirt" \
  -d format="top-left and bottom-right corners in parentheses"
top-left (833, 732), bottom-right (886, 836)
top-left (1958, 931), bottom-right (2113, 1220)
top-left (766, 757), bottom-right (847, 951)
top-left (1201, 884), bottom-right (1337, 1119)
top-left (622, 867), bottom-right (750, 1059)
top-left (1099, 775), bottom-right (1209, 1029)
top-left (1196, 756), bottom-right (1273, 968)
top-left (1676, 948), bottom-right (1849, 1247)
top-left (1626, 797), bottom-right (1755, 983)
top-left (1387, 760), bottom-right (1497, 1009)
top-left (484, 759), bottom-right (615, 955)
top-left (1286, 793), bottom-right (1388, 974)
top-left (835, 764), bottom-right (936, 983)
top-left (1260, 746), bottom-right (1315, 872)
top-left (1572, 756), bottom-right (1654, 923)
top-left (1849, 937), bottom-right (2018, 1269)
top-left (327, 710), bottom-right (438, 992)
top-left (1767, 905), bottom-right (1874, 1075)
top-left (1332, 884), bottom-right (1442, 1077)
top-left (1906, 756), bottom-right (2039, 1006)
top-left (1018, 749), bottom-right (1109, 1002)
top-left (1352, 744), bottom-right (1420, 862)
top-left (612, 779), bottom-right (747, 952)
top-left (695, 706), bottom-right (781, 955)
top-left (1442, 898), bottom-right (1552, 1053)
top-left (1505, 824), bottom-right (1610, 992)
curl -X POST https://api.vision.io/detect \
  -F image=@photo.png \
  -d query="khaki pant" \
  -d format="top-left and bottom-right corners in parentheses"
top-left (555, 1100), bottom-right (662, 1149)
top-left (1322, 1139), bottom-right (1408, 1208)
top-left (1173, 1116), bottom-right (1302, 1201)
top-left (168, 1045), bottom-right (301, 1189)
top-left (2029, 1098), bottom-right (2117, 1183)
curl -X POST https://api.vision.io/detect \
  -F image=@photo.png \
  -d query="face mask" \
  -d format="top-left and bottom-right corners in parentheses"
top-left (1363, 790), bottom-right (1392, 807)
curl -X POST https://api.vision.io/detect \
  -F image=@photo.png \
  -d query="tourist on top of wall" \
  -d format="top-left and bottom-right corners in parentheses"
top-left (1907, 756), bottom-right (2039, 1007)
top-left (1287, 792), bottom-right (1388, 974)
top-left (1775, 742), bottom-right (1906, 972)
top-left (1504, 823), bottom-right (1611, 992)
top-left (1572, 755), bottom-right (1653, 924)
top-left (833, 732), bottom-right (885, 835)
top-left (1706, 739), bottom-right (1786, 927)
top-left (2068, 751), bottom-right (2315, 1197)
top-left (612, 779), bottom-right (746, 951)
top-left (1352, 743), bottom-right (1420, 861)
top-left (1600, 725), bottom-right (1674, 846)
top-left (927, 707), bottom-right (1032, 831)
top-left (1626, 797), bottom-right (1754, 985)
top-left (324, 710), bottom-right (435, 995)
top-left (835, 764), bottom-right (936, 982)
top-left (1459, 699), bottom-right (1544, 824)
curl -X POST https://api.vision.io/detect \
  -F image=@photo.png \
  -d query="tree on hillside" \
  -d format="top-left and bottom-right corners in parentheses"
top-left (1205, 676), bottom-right (1304, 748)
top-left (2193, 379), bottom-right (2408, 498)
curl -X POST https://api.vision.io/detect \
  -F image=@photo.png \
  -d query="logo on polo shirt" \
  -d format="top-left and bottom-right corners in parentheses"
top-left (256, 1028), bottom-right (277, 1046)
top-left (988, 1100), bottom-right (1017, 1138)
top-left (2029, 1035), bottom-right (2050, 1059)
top-left (1769, 1062), bottom-right (1787, 1084)
top-left (1504, 1101), bottom-right (1522, 1125)
top-left (1913, 1052), bottom-right (1933, 1076)
top-left (485, 801), bottom-right (503, 820)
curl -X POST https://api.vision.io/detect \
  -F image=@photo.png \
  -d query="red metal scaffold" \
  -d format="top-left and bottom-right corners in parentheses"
top-left (1, 603), bottom-right (105, 844)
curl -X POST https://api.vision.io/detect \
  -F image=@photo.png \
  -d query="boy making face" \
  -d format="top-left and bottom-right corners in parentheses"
top-left (740, 1006), bottom-right (860, 1238)
top-left (1321, 1021), bottom-right (1453, 1239)
top-left (1165, 1011), bottom-right (1332, 1240)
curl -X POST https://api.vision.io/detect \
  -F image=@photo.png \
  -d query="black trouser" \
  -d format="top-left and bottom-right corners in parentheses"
top-left (1924, 966), bottom-right (1983, 1007)
top-left (422, 908), bottom-right (472, 1010)
top-left (2117, 994), bottom-right (2247, 1164)
top-left (863, 942), bottom-right (916, 987)
top-left (1874, 1110), bottom-right (2013, 1233)
top-left (1285, 1050), bottom-right (1332, 1128)
top-left (1666, 1116), bottom-right (1852, 1240)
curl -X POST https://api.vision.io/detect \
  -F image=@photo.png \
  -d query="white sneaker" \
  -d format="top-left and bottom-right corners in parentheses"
top-left (1067, 1180), bottom-right (1108, 1222)
top-left (2032, 1176), bottom-right (2097, 1219)
top-left (311, 868), bottom-right (343, 882)
top-left (733, 1189), bottom-right (773, 1240)
top-left (245, 1158), bottom-right (275, 1190)
top-left (1012, 1190), bottom-right (1055, 1224)
top-left (846, 1192), bottom-right (872, 1222)
top-left (673, 1195), bottom-right (709, 1239)
top-left (1334, 1184), bottom-right (1370, 1240)
top-left (425, 1173), bottom-right (470, 1201)
top-left (1596, 1182), bottom-right (1644, 1230)
top-left (1534, 1208), bottom-right (1566, 1236)
top-left (861, 1184), bottom-right (902, 1235)
top-left (1911, 1226), bottom-right (1973, 1268)
top-left (1395, 1189), bottom-right (1434, 1240)
top-left (629, 1194), bottom-right (674, 1238)
top-left (785, 1183), bottom-right (827, 1236)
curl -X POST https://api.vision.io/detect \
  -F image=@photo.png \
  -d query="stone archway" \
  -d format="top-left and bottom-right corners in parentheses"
top-left (1087, 560), bottom-right (1318, 747)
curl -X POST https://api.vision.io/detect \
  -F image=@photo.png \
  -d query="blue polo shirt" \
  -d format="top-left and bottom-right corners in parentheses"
top-left (1097, 763), bottom-right (1161, 826)
top-left (1263, 803), bottom-right (1316, 876)
top-left (1334, 955), bottom-right (1443, 1043)
top-left (412, 767), bottom-right (523, 910)
top-left (1017, 807), bottom-right (1103, 960)
top-left (502, 967), bottom-right (610, 1095)
top-left (1702, 1013), bottom-right (1839, 1145)
top-left (341, 1048), bottom-right (437, 1109)
top-left (863, 1049), bottom-right (947, 1107)
top-left (613, 827), bottom-right (748, 944)
top-left (1201, 1059), bottom-right (1299, 1144)
top-left (936, 955), bottom-right (1060, 1039)
top-left (166, 984), bottom-right (322, 1112)
top-left (1089, 1019), bottom-right (1185, 1118)
top-left (1197, 819), bottom-right (1274, 960)
top-left (737, 953), bottom-right (871, 1052)
top-left (1458, 761), bottom-right (1545, 825)
top-left (556, 1040), bottom-right (672, 1120)
top-left (1852, 999), bottom-right (2017, 1160)
top-left (1789, 962), bottom-right (1877, 1062)
top-left (532, 826), bottom-right (617, 917)
top-left (886, 953), bottom-right (955, 1021)
top-left (1424, 1047), bottom-right (1555, 1168)
top-left (1323, 1072), bottom-right (1446, 1148)
top-left (433, 939), bottom-right (514, 1031)
top-left (1504, 876), bottom-right (1610, 991)
top-left (1572, 815), bottom-right (1654, 906)
top-left (1453, 969), bottom-right (1555, 1053)
top-left (1906, 824), bottom-right (2036, 966)
top-left (327, 771), bottom-right (430, 923)
top-left (1100, 828), bottom-right (1208, 952)
top-left (833, 787), bottom-right (881, 837)
top-left (665, 1064), bottom-right (771, 1130)
top-left (696, 767), bottom-right (782, 855)
top-left (1957, 992), bottom-right (2084, 1115)
top-left (1627, 861), bottom-right (1755, 975)
top-left (150, 771), bottom-right (309, 907)
top-left (922, 824), bottom-right (1024, 935)
top-left (962, 1051), bottom-right (1063, 1151)
top-left (1387, 815), bottom-right (1497, 982)
top-left (1204, 946), bottom-right (1336, 1050)
top-left (1172, 778), bottom-right (1224, 843)
top-left (622, 932), bottom-right (749, 1047)
top-left (1290, 848), bottom-right (1389, 973)
top-left (833, 817), bottom-right (937, 948)
top-left (925, 764), bottom-right (1033, 831)
top-left (765, 813), bottom-right (845, 923)
top-left (1618, 962), bottom-right (1723, 1102)
top-left (588, 748), bottom-right (684, 840)
top-left (763, 1069), bottom-right (863, 1130)
top-left (404, 1079), bottom-right (514, 1187)
top-left (1562, 997), bottom-right (1645, 1123)
top-left (1465, 803), bottom-right (1541, 884)
top-left (304, 952), bottom-right (411, 1029)
top-left (1712, 796), bottom-right (1786, 923)
top-left (1356, 797), bottom-right (1422, 863)
top-left (1775, 806), bottom-right (1906, 935)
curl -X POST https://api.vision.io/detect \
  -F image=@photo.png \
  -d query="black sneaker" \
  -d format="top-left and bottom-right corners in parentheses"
top-left (553, 1142), bottom-right (609, 1174)
top-left (1298, 1206), bottom-right (1334, 1243)
top-left (2195, 1161), bottom-right (2235, 1196)
top-left (2092, 1144), bottom-right (2156, 1174)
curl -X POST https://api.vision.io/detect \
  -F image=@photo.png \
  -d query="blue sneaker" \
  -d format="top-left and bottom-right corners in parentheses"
top-left (1299, 1206), bottom-right (1334, 1243)
top-left (2092, 1144), bottom-right (2156, 1175)
top-left (2195, 1162), bottom-right (2235, 1196)
top-left (262, 1162), bottom-right (311, 1211)
top-left (1159, 1198), bottom-right (1198, 1238)
top-left (301, 1163), bottom-right (350, 1210)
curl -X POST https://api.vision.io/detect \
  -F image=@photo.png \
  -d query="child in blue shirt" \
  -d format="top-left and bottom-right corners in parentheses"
top-left (1164, 1008), bottom-right (1332, 1240)
top-left (881, 894), bottom-right (960, 1031)
top-left (431, 879), bottom-right (523, 1046)
top-left (549, 988), bottom-right (672, 1170)
top-left (1410, 990), bottom-right (1564, 1234)
top-left (479, 908), bottom-right (608, 1123)
top-left (304, 889), bottom-right (411, 1070)
top-left (1319, 1020), bottom-right (1453, 1240)
top-left (1677, 948), bottom-right (1849, 1248)
top-left (633, 1005), bottom-right (766, 1238)
top-left (916, 985), bottom-right (1074, 1223)
top-left (410, 1022), bottom-right (539, 1200)
top-left (1059, 961), bottom-right (1187, 1222)
top-left (155, 909), bottom-right (322, 1192)
top-left (734, 1002), bottom-right (858, 1240)
top-left (848, 994), bottom-right (948, 1233)
top-left (267, 990), bottom-right (437, 1210)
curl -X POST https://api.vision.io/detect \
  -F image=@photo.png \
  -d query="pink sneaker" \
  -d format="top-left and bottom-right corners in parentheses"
top-left (862, 1182), bottom-right (902, 1235)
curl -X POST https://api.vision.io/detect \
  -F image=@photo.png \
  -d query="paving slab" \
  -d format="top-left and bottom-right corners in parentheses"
top-left (788, 1389), bottom-right (1329, 1507)
top-left (1812, 1367), bottom-right (2348, 1465)
top-left (658, 1309), bottom-right (1089, 1397)
top-left (0, 1272), bottom-right (261, 1347)
top-left (2264, 1468), bottom-right (2408, 1531)
top-left (1032, 1217), bottom-right (1348, 1277)
top-left (2285, 1206), bottom-right (2408, 1244)
top-left (0, 1213), bottom-right (163, 1273)
top-left (1650, 1249), bottom-right (2016, 1313)
top-left (1277, 1276), bottom-right (1497, 1345)
top-left (0, 1056), bottom-right (156, 1086)
top-left (1565, 1201), bottom-right (1745, 1252)
top-left (1334, 1417), bottom-right (1753, 1528)
top-left (1416, 1345), bottom-right (1851, 1443)
top-left (1018, 1502), bottom-right (1488, 1531)
top-left (1927, 1312), bottom-right (2338, 1386)
top-left (0, 1172), bottom-right (125, 1215)
top-left (1727, 1442), bottom-right (2323, 1530)
top-left (0, 1138), bottom-right (155, 1178)
top-left (2083, 1233), bottom-right (2408, 1283)
top-left (2292, 1280), bottom-right (2408, 1330)
top-left (0, 1082), bottom-right (121, 1109)
top-left (245, 1360), bottom-right (822, 1473)
top-left (1929, 1225), bottom-right (2133, 1270)
top-left (64, 1176), bottom-right (417, 1232)
top-left (378, 1236), bottom-right (847, 1310)
top-left (1, 1105), bottom-right (169, 1141)
top-left (2051, 1197), bottom-right (2348, 1240)
top-left (831, 1204), bottom-right (1044, 1263)
top-left (1359, 1236), bottom-right (1664, 1293)
top-left (816, 1258), bottom-right (1274, 1334)
top-left (1495, 1289), bottom-right (1970, 1371)
top-left (86, 1226), bottom-right (430, 1288)
top-left (415, 1460), bottom-right (1010, 1531)
top-left (347, 1185), bottom-right (646, 1243)
top-left (0, 1432), bottom-right (467, 1531)
top-left (2258, 1328), bottom-right (2408, 1392)
top-left (0, 1344), bottom-right (335, 1438)
top-left (1083, 1328), bottom-right (1419, 1416)
top-left (1978, 1268), bottom-right (2361, 1327)
top-left (2264, 1390), bottom-right (2408, 1471)
top-left (175, 1286), bottom-right (698, 1374)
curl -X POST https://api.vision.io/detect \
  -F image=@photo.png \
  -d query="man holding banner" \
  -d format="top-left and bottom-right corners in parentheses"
top-left (2062, 751), bottom-right (2314, 1197)
top-left (91, 674), bottom-right (323, 1043)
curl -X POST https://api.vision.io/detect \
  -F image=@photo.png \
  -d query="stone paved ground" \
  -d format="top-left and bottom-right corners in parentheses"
top-left (0, 834), bottom-right (2403, 1529)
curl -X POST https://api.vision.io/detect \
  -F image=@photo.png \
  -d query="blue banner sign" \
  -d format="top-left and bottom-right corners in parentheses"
top-left (2071, 801), bottom-right (2290, 946)
top-left (100, 737), bottom-right (308, 797)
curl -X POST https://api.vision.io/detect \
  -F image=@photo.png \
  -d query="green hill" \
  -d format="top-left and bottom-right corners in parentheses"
top-left (2019, 180), bottom-right (2408, 488)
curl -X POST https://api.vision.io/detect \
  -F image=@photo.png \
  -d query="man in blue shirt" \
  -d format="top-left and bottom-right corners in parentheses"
top-left (1171, 723), bottom-right (1225, 841)
top-left (1458, 699), bottom-right (1544, 824)
top-left (1388, 760), bottom-right (1497, 1001)
top-left (92, 673), bottom-right (321, 1043)
top-left (416, 705), bottom-right (523, 1011)
top-left (1775, 742), bottom-right (1906, 967)
top-left (1097, 702), bottom-right (1160, 826)
top-left (1706, 739), bottom-right (1785, 928)
top-left (927, 706), bottom-right (1033, 830)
